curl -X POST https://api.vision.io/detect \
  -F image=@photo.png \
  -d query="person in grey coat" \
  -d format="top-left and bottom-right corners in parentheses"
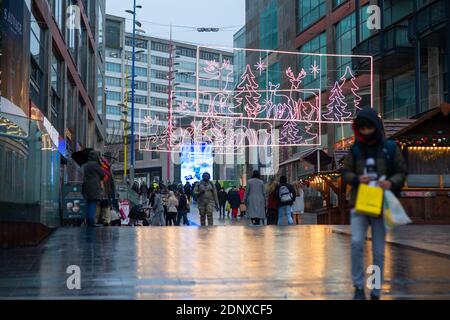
top-left (151, 188), bottom-right (165, 226)
top-left (244, 170), bottom-right (266, 225)
top-left (82, 150), bottom-right (105, 227)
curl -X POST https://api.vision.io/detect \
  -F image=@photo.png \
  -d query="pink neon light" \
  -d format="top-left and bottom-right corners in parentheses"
top-left (254, 57), bottom-right (266, 75)
top-left (310, 60), bottom-right (321, 79)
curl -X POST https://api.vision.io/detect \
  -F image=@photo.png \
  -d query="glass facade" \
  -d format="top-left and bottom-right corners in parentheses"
top-left (299, 32), bottom-right (327, 90)
top-left (383, 0), bottom-right (414, 27)
top-left (260, 0), bottom-right (278, 50)
top-left (335, 13), bottom-right (356, 77)
top-left (297, 0), bottom-right (326, 33)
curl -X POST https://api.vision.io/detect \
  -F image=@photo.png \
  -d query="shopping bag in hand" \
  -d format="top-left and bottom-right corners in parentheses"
top-left (355, 184), bottom-right (384, 217)
top-left (383, 190), bottom-right (412, 229)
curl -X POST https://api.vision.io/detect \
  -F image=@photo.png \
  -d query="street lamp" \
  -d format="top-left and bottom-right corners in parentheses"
top-left (125, 1), bottom-right (143, 184)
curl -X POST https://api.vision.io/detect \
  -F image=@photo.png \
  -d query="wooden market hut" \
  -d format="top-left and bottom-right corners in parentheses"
top-left (390, 104), bottom-right (450, 224)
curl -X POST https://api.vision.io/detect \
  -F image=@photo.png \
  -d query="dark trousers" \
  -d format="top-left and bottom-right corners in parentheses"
top-left (266, 208), bottom-right (278, 225)
top-left (219, 203), bottom-right (226, 216)
top-left (167, 212), bottom-right (177, 226)
top-left (176, 210), bottom-right (189, 225)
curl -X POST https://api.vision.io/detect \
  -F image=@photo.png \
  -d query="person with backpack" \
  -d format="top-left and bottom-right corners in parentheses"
top-left (227, 186), bottom-right (241, 219)
top-left (342, 107), bottom-right (407, 300)
top-left (193, 172), bottom-right (219, 226)
top-left (245, 170), bottom-right (266, 225)
top-left (184, 181), bottom-right (192, 203)
top-left (276, 176), bottom-right (296, 225)
top-left (176, 191), bottom-right (190, 226)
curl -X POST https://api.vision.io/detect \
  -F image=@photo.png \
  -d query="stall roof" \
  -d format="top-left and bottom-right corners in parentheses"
top-left (391, 104), bottom-right (450, 138)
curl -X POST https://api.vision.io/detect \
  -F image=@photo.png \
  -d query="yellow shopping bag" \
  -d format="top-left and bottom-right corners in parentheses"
top-left (355, 184), bottom-right (383, 217)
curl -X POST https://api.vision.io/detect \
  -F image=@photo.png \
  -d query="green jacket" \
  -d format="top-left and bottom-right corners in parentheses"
top-left (341, 142), bottom-right (407, 206)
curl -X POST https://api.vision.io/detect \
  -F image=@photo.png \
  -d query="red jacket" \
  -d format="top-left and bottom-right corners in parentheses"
top-left (239, 188), bottom-right (245, 202)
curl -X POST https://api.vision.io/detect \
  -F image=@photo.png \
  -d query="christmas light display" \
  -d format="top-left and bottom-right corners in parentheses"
top-left (138, 47), bottom-right (373, 154)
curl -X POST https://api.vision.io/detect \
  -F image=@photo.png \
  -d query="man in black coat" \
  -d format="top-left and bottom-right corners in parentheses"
top-left (82, 150), bottom-right (105, 227)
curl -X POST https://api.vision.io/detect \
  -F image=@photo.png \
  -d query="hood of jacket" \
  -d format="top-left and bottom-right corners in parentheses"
top-left (352, 107), bottom-right (385, 144)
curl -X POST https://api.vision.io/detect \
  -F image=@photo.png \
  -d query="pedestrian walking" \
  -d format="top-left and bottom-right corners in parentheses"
top-left (244, 170), bottom-right (266, 225)
top-left (276, 176), bottom-right (296, 226)
top-left (193, 172), bottom-right (219, 226)
top-left (167, 191), bottom-right (179, 226)
top-left (342, 107), bottom-right (407, 300)
top-left (265, 177), bottom-right (279, 225)
top-left (228, 186), bottom-right (241, 219)
top-left (176, 191), bottom-right (190, 226)
top-left (218, 188), bottom-right (228, 219)
top-left (215, 180), bottom-right (222, 194)
top-left (184, 181), bottom-right (192, 203)
top-left (239, 186), bottom-right (246, 217)
top-left (292, 181), bottom-right (305, 225)
top-left (81, 150), bottom-right (105, 227)
top-left (98, 156), bottom-right (116, 226)
top-left (161, 186), bottom-right (169, 226)
top-left (151, 188), bottom-right (165, 226)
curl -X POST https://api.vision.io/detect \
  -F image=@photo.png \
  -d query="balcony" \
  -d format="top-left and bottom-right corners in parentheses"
top-left (353, 26), bottom-right (414, 69)
top-left (409, 0), bottom-right (447, 40)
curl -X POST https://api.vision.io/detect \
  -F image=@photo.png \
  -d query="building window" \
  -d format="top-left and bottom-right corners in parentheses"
top-left (129, 80), bottom-right (148, 91)
top-left (151, 69), bottom-right (169, 80)
top-left (106, 105), bottom-right (121, 116)
top-left (107, 120), bottom-right (121, 130)
top-left (176, 46), bottom-right (196, 58)
top-left (125, 50), bottom-right (148, 63)
top-left (335, 13), bottom-right (356, 76)
top-left (50, 0), bottom-right (64, 31)
top-left (177, 60), bottom-right (196, 71)
top-left (151, 97), bottom-right (168, 107)
top-left (383, 0), bottom-right (414, 27)
top-left (151, 41), bottom-right (170, 52)
top-left (106, 91), bottom-right (122, 101)
top-left (130, 66), bottom-right (148, 77)
top-left (297, 0), bottom-right (326, 33)
top-left (51, 52), bottom-right (63, 132)
top-left (125, 36), bottom-right (148, 49)
top-left (126, 94), bottom-right (148, 105)
top-left (30, 12), bottom-right (45, 96)
top-left (151, 55), bottom-right (169, 67)
top-left (223, 55), bottom-right (234, 64)
top-left (200, 51), bottom-right (219, 61)
top-left (151, 148), bottom-right (160, 159)
top-left (135, 150), bottom-right (144, 161)
top-left (333, 0), bottom-right (347, 8)
top-left (106, 19), bottom-right (121, 49)
top-left (151, 83), bottom-right (169, 94)
top-left (298, 32), bottom-right (327, 89)
top-left (97, 66), bottom-right (105, 117)
top-left (106, 77), bottom-right (122, 87)
top-left (97, 5), bottom-right (104, 57)
top-left (260, 0), bottom-right (278, 50)
top-left (106, 62), bottom-right (122, 73)
top-left (383, 71), bottom-right (428, 119)
top-left (176, 73), bottom-right (196, 85)
top-left (359, 4), bottom-right (371, 42)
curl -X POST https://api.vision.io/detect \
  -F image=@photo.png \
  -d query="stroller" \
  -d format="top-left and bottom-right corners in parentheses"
top-left (128, 204), bottom-right (150, 226)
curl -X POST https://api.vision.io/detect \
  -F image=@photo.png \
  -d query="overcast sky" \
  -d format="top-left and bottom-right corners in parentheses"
top-left (106, 0), bottom-right (245, 48)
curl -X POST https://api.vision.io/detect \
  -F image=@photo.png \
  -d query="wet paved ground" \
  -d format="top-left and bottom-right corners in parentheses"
top-left (1, 225), bottom-right (450, 300)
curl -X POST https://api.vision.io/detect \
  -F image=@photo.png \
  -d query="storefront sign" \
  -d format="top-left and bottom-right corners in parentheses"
top-left (400, 191), bottom-right (436, 198)
top-left (63, 184), bottom-right (86, 220)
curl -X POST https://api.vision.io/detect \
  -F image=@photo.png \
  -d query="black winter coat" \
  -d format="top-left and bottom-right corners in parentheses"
top-left (82, 152), bottom-right (105, 201)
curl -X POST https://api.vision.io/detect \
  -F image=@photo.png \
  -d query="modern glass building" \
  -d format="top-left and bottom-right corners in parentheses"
top-left (241, 0), bottom-right (450, 180)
